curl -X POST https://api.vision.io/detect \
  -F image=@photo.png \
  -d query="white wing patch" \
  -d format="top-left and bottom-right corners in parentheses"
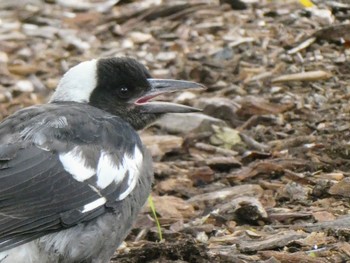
top-left (96, 151), bottom-right (118, 189)
top-left (94, 146), bottom-right (143, 200)
top-left (59, 147), bottom-right (96, 182)
top-left (116, 146), bottom-right (143, 201)
top-left (81, 197), bottom-right (106, 213)
top-left (59, 146), bottom-right (143, 202)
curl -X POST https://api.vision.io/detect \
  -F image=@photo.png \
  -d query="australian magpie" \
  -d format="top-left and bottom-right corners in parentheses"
top-left (0, 57), bottom-right (203, 263)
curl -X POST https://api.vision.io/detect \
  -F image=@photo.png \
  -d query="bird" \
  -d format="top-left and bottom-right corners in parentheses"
top-left (0, 57), bottom-right (203, 263)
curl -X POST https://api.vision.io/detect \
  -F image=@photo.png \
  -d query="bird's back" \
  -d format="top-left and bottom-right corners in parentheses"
top-left (0, 102), bottom-right (153, 262)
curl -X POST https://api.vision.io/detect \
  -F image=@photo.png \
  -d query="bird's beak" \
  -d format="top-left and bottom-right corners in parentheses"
top-left (135, 79), bottom-right (205, 113)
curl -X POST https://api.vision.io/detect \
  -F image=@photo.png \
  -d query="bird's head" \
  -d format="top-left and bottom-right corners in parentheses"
top-left (50, 57), bottom-right (204, 130)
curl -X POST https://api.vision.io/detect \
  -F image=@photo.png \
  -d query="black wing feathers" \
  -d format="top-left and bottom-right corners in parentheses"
top-left (0, 102), bottom-right (143, 251)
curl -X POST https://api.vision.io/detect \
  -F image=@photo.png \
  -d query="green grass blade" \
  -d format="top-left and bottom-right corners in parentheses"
top-left (148, 195), bottom-right (163, 241)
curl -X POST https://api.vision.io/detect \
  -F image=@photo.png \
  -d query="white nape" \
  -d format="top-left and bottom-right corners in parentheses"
top-left (50, 59), bottom-right (97, 103)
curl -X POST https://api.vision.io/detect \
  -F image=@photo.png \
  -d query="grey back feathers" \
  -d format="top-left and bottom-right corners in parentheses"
top-left (0, 102), bottom-right (152, 257)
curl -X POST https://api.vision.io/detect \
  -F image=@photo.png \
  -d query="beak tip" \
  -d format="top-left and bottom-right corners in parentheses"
top-left (191, 107), bottom-right (202, 112)
top-left (198, 83), bottom-right (207, 90)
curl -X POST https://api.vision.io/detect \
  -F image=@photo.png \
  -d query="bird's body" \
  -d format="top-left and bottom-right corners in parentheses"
top-left (0, 103), bottom-right (153, 263)
top-left (0, 57), bottom-right (203, 263)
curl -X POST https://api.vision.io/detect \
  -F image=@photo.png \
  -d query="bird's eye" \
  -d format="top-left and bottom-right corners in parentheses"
top-left (117, 86), bottom-right (132, 100)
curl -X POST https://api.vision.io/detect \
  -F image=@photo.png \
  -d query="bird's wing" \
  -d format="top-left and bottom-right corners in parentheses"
top-left (0, 103), bottom-right (147, 251)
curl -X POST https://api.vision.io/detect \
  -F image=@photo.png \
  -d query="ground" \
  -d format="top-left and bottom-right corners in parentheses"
top-left (1, 0), bottom-right (350, 262)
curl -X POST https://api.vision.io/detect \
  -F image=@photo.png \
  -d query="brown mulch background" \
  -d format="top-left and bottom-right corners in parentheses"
top-left (2, 0), bottom-right (350, 262)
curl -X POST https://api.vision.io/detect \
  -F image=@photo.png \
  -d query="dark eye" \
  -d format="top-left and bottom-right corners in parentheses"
top-left (117, 86), bottom-right (132, 99)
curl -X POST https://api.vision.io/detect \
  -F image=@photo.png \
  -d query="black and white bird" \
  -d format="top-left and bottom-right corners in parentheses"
top-left (0, 57), bottom-right (203, 263)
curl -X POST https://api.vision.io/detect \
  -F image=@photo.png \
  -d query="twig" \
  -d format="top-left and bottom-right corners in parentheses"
top-left (272, 71), bottom-right (333, 83)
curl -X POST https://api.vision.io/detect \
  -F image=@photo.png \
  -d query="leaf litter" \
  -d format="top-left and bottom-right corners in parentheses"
top-left (2, 0), bottom-right (350, 262)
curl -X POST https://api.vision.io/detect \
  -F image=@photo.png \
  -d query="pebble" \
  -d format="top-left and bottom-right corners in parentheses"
top-left (0, 52), bottom-right (9, 63)
top-left (15, 80), bottom-right (34, 93)
top-left (156, 51), bottom-right (177, 62)
top-left (174, 91), bottom-right (197, 104)
top-left (128, 32), bottom-right (153, 44)
top-left (197, 97), bottom-right (240, 124)
top-left (155, 113), bottom-right (225, 134)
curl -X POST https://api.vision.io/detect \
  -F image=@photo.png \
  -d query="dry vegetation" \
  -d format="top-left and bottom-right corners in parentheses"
top-left (2, 0), bottom-right (350, 262)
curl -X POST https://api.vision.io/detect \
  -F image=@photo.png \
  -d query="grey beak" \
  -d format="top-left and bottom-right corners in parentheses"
top-left (147, 79), bottom-right (205, 93)
top-left (136, 79), bottom-right (205, 113)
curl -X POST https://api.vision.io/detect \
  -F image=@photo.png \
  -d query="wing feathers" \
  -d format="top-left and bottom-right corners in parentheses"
top-left (0, 103), bottom-right (146, 251)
